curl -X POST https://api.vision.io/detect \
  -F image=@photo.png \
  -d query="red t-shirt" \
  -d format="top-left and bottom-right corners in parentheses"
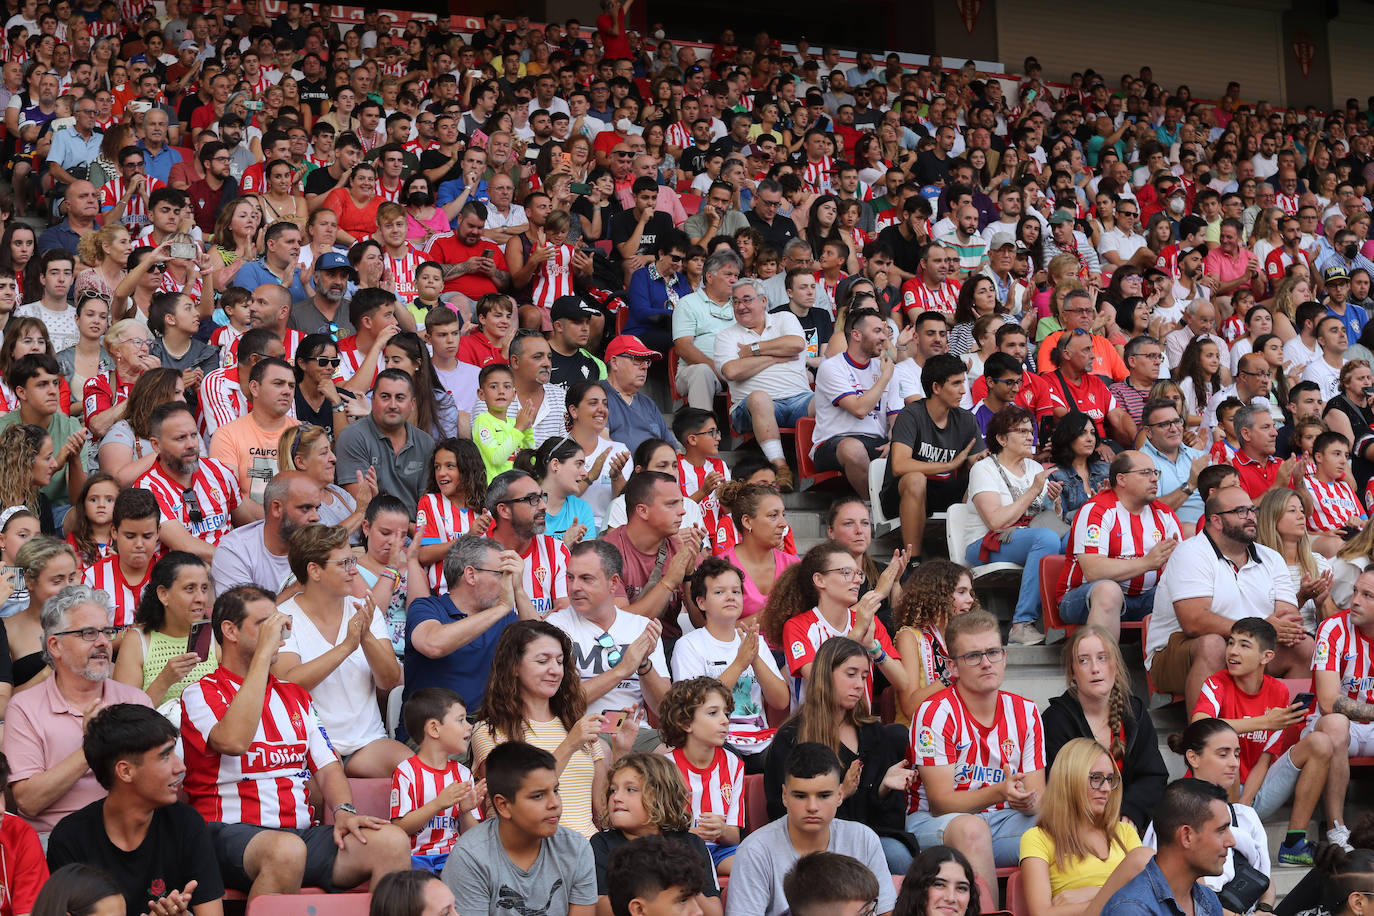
top-left (428, 235), bottom-right (509, 300)
top-left (1194, 671), bottom-right (1296, 782)
top-left (1043, 369), bottom-right (1118, 439)
top-left (457, 332), bottom-right (505, 369)
top-left (596, 7), bottom-right (632, 59)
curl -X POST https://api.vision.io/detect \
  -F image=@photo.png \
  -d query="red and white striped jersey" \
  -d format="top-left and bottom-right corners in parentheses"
top-left (403, 140), bottom-right (437, 157)
top-left (1220, 314), bottom-right (1243, 344)
top-left (89, 18), bottom-right (119, 37)
top-left (136, 458), bottom-right (241, 548)
top-left (381, 60), bottom-right (408, 78)
top-left (1058, 490), bottom-right (1182, 603)
top-left (532, 243), bottom-right (576, 310)
top-left (199, 368), bottom-right (245, 438)
top-left (1264, 248), bottom-right (1312, 292)
top-left (523, 534), bottom-right (570, 618)
top-left (666, 121), bottom-right (691, 149)
top-left (377, 177), bottom-right (403, 204)
top-left (669, 746), bottom-right (744, 829)
top-left (180, 667), bottom-right (338, 828)
top-left (908, 686), bottom-right (1046, 814)
top-left (782, 607), bottom-right (898, 706)
top-left (1305, 473), bottom-right (1366, 533)
top-left (210, 324), bottom-right (246, 369)
top-left (800, 156), bottom-right (834, 194)
top-left (99, 174), bottom-right (165, 231)
top-left (83, 556), bottom-right (152, 628)
top-left (1276, 192), bottom-right (1300, 216)
top-left (416, 493), bottom-right (480, 593)
top-left (243, 73), bottom-right (270, 98)
top-left (1156, 243), bottom-right (1181, 280)
top-left (334, 337), bottom-right (375, 387)
top-left (384, 246), bottom-right (424, 302)
top-left (678, 456), bottom-right (729, 534)
top-left (118, 0), bottom-right (151, 23)
top-left (158, 271), bottom-right (202, 300)
top-left (83, 371), bottom-right (133, 432)
top-left (1314, 611), bottom-right (1374, 705)
top-left (390, 756), bottom-right (480, 856)
top-left (900, 277), bottom-right (961, 318)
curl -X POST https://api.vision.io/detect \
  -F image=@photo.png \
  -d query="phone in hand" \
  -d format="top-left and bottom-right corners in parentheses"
top-left (187, 619), bottom-right (213, 661)
top-left (2, 565), bottom-right (24, 593)
top-left (1293, 692), bottom-right (1316, 710)
top-left (169, 242), bottom-right (198, 260)
top-left (569, 182), bottom-right (592, 195)
top-left (599, 709), bottom-right (629, 733)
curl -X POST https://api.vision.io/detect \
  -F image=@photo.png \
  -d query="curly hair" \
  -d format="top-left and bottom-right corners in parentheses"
top-left (604, 752), bottom-right (693, 834)
top-left (482, 620), bottom-right (587, 743)
top-left (0, 424), bottom-right (48, 512)
top-left (716, 480), bottom-right (782, 532)
top-left (76, 224), bottom-right (128, 269)
top-left (758, 541), bottom-right (851, 647)
top-left (893, 559), bottom-right (978, 634)
top-left (1062, 625), bottom-right (1134, 763)
top-left (427, 437), bottom-right (487, 512)
top-left (658, 676), bottom-right (733, 749)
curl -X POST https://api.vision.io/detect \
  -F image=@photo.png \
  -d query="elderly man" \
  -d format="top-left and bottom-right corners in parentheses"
top-left (1148, 485), bottom-right (1312, 710)
top-left (138, 109), bottom-right (183, 184)
top-left (713, 278), bottom-right (811, 485)
top-left (3, 584), bottom-right (152, 842)
top-left (1042, 209), bottom-right (1100, 278)
top-left (600, 471), bottom-right (700, 636)
top-left (1096, 197), bottom-right (1152, 270)
top-left (479, 173), bottom-right (527, 245)
top-left (1163, 298), bottom-right (1231, 371)
top-left (334, 369), bottom-right (434, 514)
top-left (474, 331), bottom-right (567, 446)
top-left (978, 233), bottom-right (1031, 314)
top-left (47, 96), bottom-right (102, 189)
top-left (484, 469), bottom-right (569, 618)
top-left (1202, 352), bottom-right (1286, 431)
top-left (230, 221), bottom-right (308, 303)
top-left (1035, 288), bottom-right (1128, 381)
top-left (1056, 449), bottom-right (1185, 639)
top-left (402, 536), bottom-right (532, 739)
top-left (1202, 218), bottom-right (1265, 300)
top-left (37, 179), bottom-right (99, 254)
top-left (180, 585), bottom-right (411, 897)
top-left (210, 471), bottom-right (322, 597)
top-left (1229, 403), bottom-right (1299, 499)
top-left (761, 238), bottom-right (831, 312)
top-left (1142, 398), bottom-right (1210, 526)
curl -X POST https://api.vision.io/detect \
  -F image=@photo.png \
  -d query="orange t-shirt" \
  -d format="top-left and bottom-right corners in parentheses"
top-left (207, 413), bottom-right (300, 505)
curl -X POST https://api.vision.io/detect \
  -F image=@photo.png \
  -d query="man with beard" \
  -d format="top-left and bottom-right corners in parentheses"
top-left (138, 401), bottom-right (247, 560)
top-left (1148, 484), bottom-right (1311, 711)
top-left (2, 584), bottom-right (153, 843)
top-left (334, 369), bottom-right (434, 515)
top-left (484, 469), bottom-right (571, 618)
top-left (290, 251), bottom-right (354, 338)
top-left (211, 471), bottom-right (322, 597)
top-left (186, 140), bottom-right (237, 235)
top-left (427, 201), bottom-right (511, 312)
top-left (209, 357), bottom-right (301, 515)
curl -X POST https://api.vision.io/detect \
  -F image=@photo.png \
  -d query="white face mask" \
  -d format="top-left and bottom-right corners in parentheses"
top-left (1168, 197), bottom-right (1185, 215)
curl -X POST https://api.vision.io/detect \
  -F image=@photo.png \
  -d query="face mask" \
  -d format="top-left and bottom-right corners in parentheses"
top-left (1167, 197), bottom-right (1185, 215)
top-left (1345, 243), bottom-right (1360, 259)
top-left (407, 190), bottom-right (434, 208)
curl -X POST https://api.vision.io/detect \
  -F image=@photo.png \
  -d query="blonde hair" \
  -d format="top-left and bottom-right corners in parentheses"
top-left (1035, 738), bottom-right (1126, 871)
top-left (278, 424), bottom-right (331, 472)
top-left (77, 223), bottom-right (129, 268)
top-left (604, 752), bottom-right (693, 833)
top-left (103, 318), bottom-right (151, 357)
top-left (1256, 487), bottom-right (1319, 582)
top-left (1062, 626), bottom-right (1132, 762)
top-left (1271, 275), bottom-right (1308, 323)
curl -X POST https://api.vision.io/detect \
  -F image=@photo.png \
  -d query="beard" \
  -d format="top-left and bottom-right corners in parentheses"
top-left (1220, 520), bottom-right (1255, 544)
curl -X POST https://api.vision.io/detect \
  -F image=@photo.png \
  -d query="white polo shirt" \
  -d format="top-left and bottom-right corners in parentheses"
top-left (1301, 355), bottom-right (1343, 400)
top-left (1147, 533), bottom-right (1297, 668)
top-left (712, 311), bottom-right (811, 403)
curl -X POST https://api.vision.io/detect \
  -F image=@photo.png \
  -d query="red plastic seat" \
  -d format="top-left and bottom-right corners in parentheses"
top-left (680, 192), bottom-right (703, 216)
top-left (323, 778), bottom-right (391, 823)
top-left (1005, 868), bottom-right (1028, 916)
top-left (743, 773), bottom-right (767, 835)
top-left (1039, 555), bottom-right (1069, 633)
top-left (594, 239), bottom-right (613, 256)
top-left (616, 307), bottom-right (629, 334)
top-left (795, 416), bottom-right (839, 488)
top-left (246, 893), bottom-right (370, 916)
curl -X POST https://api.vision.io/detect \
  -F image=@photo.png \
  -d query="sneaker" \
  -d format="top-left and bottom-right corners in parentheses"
top-left (1328, 823), bottom-right (1353, 851)
top-left (773, 463), bottom-right (795, 492)
top-left (1008, 622), bottom-right (1045, 646)
top-left (1277, 837), bottom-right (1316, 866)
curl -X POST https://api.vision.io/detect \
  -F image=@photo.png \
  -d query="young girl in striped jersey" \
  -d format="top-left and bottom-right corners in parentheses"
top-left (416, 438), bottom-right (490, 594)
top-left (65, 472), bottom-right (118, 568)
top-left (659, 677), bottom-right (745, 875)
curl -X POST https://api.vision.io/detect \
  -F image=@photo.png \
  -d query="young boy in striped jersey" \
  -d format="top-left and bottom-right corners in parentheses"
top-left (1305, 431), bottom-right (1365, 558)
top-left (659, 676), bottom-right (745, 874)
top-left (390, 687), bottom-right (486, 873)
top-left (672, 407), bottom-right (729, 534)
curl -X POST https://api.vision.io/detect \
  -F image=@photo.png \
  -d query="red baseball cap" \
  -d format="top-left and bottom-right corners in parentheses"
top-left (605, 335), bottom-right (662, 360)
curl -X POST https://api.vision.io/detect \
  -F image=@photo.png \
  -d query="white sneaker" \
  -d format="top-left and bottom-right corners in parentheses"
top-left (1329, 822), bottom-right (1353, 851)
top-left (1008, 622), bottom-right (1045, 646)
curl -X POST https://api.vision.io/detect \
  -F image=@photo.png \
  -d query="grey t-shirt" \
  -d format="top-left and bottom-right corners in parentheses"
top-left (334, 414), bottom-right (434, 515)
top-left (723, 817), bottom-right (896, 916)
top-left (442, 819), bottom-right (597, 916)
top-left (209, 520), bottom-right (292, 596)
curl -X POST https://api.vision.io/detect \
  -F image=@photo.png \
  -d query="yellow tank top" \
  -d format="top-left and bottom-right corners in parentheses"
top-left (141, 628), bottom-right (218, 702)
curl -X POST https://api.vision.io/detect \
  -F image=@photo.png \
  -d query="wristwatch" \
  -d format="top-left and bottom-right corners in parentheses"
top-left (1181, 484), bottom-right (1195, 496)
top-left (750, 342), bottom-right (761, 356)
top-left (332, 803), bottom-right (357, 816)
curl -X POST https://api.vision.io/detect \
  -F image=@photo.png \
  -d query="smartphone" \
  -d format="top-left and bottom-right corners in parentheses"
top-left (467, 70), bottom-right (484, 80)
top-left (599, 709), bottom-right (629, 733)
top-left (559, 152), bottom-right (571, 167)
top-left (187, 619), bottom-right (213, 661)
top-left (524, 147), bottom-right (541, 161)
top-left (1293, 692), bottom-right (1316, 710)
top-left (169, 242), bottom-right (197, 260)
top-left (3, 565), bottom-right (24, 593)
top-left (243, 100), bottom-right (263, 111)
top-left (569, 182), bottom-right (592, 195)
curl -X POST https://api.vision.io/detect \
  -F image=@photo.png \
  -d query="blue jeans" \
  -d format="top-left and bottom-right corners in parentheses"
top-left (965, 527), bottom-right (1061, 625)
top-left (880, 835), bottom-right (915, 876)
top-left (1059, 582), bottom-right (1157, 624)
top-left (731, 390), bottom-right (814, 433)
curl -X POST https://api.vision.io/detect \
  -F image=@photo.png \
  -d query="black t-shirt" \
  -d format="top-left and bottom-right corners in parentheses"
top-left (680, 144), bottom-right (711, 176)
top-left (770, 304), bottom-right (833, 362)
top-left (176, 92), bottom-right (204, 125)
top-left (570, 195), bottom-right (618, 242)
top-left (549, 348), bottom-right (604, 388)
top-left (304, 165), bottom-right (343, 197)
top-left (876, 224), bottom-right (927, 277)
top-left (419, 147), bottom-right (464, 188)
top-left (915, 149), bottom-right (952, 186)
top-left (882, 400), bottom-right (984, 494)
top-left (47, 800), bottom-right (225, 914)
top-left (297, 78), bottom-right (329, 116)
top-left (609, 210), bottom-right (674, 261)
top-left (588, 830), bottom-right (719, 898)
top-left (745, 209), bottom-right (797, 250)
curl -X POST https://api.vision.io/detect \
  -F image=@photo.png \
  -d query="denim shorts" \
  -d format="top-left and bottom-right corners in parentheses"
top-left (1058, 582), bottom-right (1157, 624)
top-left (731, 390), bottom-right (814, 433)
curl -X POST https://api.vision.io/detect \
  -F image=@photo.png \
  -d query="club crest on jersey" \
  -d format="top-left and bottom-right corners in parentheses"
top-left (1001, 738), bottom-right (1017, 761)
top-left (720, 781), bottom-right (733, 809)
top-left (916, 727), bottom-right (937, 756)
top-left (535, 566), bottom-right (548, 585)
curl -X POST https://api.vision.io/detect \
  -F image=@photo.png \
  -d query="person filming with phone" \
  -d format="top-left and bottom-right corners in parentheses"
top-left (547, 539), bottom-right (670, 751)
top-left (110, 551), bottom-right (217, 708)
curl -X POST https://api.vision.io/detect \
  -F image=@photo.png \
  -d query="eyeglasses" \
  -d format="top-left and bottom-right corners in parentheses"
top-left (1147, 418), bottom-right (1184, 430)
top-left (692, 427), bottom-right (722, 438)
top-left (53, 625), bottom-right (124, 641)
top-left (953, 647), bottom-right (1006, 666)
top-left (1217, 505), bottom-right (1259, 519)
top-left (1122, 467), bottom-right (1161, 480)
top-left (182, 488), bottom-right (204, 525)
top-left (468, 566), bottom-right (503, 577)
top-left (1239, 369), bottom-right (1273, 378)
top-left (502, 491), bottom-right (548, 507)
top-left (326, 557), bottom-right (359, 571)
top-left (150, 262), bottom-right (167, 272)
top-left (1088, 772), bottom-right (1121, 790)
top-left (596, 632), bottom-right (623, 667)
top-left (990, 376), bottom-right (1021, 387)
top-left (823, 567), bottom-right (864, 582)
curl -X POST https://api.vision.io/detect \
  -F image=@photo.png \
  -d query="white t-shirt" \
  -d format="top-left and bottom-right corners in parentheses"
top-left (1301, 355), bottom-right (1343, 400)
top-left (963, 455), bottom-right (1048, 547)
top-left (581, 435), bottom-right (632, 530)
top-left (1143, 802), bottom-right (1268, 893)
top-left (887, 359), bottom-right (924, 411)
top-left (813, 352), bottom-right (896, 454)
top-left (15, 301), bottom-right (78, 351)
top-left (279, 594), bottom-right (389, 755)
top-left (546, 606), bottom-right (669, 715)
top-left (1098, 227), bottom-right (1147, 265)
top-left (1283, 335), bottom-right (1320, 372)
top-left (671, 626), bottom-right (783, 731)
top-left (711, 312), bottom-right (811, 403)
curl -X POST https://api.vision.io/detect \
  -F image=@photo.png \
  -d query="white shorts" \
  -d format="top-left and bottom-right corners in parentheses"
top-left (1301, 713), bottom-right (1374, 756)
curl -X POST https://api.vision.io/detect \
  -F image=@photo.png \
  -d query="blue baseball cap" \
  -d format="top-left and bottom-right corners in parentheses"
top-left (315, 251), bottom-right (355, 276)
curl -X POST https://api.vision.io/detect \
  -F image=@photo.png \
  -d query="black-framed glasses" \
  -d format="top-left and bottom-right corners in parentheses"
top-left (691, 427), bottom-right (722, 438)
top-left (1088, 772), bottom-right (1121, 790)
top-left (1148, 418), bottom-right (1184, 429)
top-left (953, 647), bottom-right (1006, 666)
top-left (1218, 505), bottom-right (1258, 519)
top-left (596, 632), bottom-right (623, 667)
top-left (1240, 368), bottom-right (1273, 378)
top-left (53, 625), bottom-right (124, 641)
top-left (182, 488), bottom-right (204, 525)
top-left (468, 566), bottom-right (503, 576)
top-left (859, 901), bottom-right (879, 916)
top-left (502, 491), bottom-right (548, 507)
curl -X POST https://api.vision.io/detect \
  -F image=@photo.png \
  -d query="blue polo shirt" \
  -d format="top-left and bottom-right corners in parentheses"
top-left (48, 127), bottom-right (103, 171)
top-left (1142, 438), bottom-right (1206, 524)
top-left (229, 258), bottom-right (309, 303)
top-left (37, 219), bottom-right (81, 255)
top-left (138, 140), bottom-right (183, 184)
top-left (401, 594), bottom-right (515, 738)
top-left (1100, 857), bottom-right (1222, 916)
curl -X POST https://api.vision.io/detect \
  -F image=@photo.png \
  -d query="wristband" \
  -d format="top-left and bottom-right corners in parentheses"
top-left (637, 660), bottom-right (652, 676)
top-left (865, 639), bottom-right (884, 660)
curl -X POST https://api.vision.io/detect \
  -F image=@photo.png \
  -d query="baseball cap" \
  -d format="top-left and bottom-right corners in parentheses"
top-left (129, 54), bottom-right (148, 64)
top-left (179, 39), bottom-right (199, 51)
top-left (315, 251), bottom-right (356, 276)
top-left (1325, 265), bottom-right (1351, 284)
top-left (605, 335), bottom-right (661, 360)
top-left (987, 231), bottom-right (1016, 250)
top-left (551, 295), bottom-right (599, 323)
top-left (740, 143), bottom-right (766, 159)
top-left (1048, 209), bottom-right (1076, 225)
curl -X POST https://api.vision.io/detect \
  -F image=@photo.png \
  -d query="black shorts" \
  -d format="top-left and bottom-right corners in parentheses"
top-left (813, 434), bottom-right (886, 473)
top-left (880, 473), bottom-right (967, 521)
top-left (209, 822), bottom-right (342, 893)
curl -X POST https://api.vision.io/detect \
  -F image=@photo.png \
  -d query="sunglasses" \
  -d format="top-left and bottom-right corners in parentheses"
top-left (596, 632), bottom-right (623, 667)
top-left (307, 355), bottom-right (341, 368)
top-left (182, 488), bottom-right (204, 525)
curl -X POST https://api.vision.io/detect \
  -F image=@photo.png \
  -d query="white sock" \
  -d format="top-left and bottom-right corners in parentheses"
top-left (761, 439), bottom-right (785, 462)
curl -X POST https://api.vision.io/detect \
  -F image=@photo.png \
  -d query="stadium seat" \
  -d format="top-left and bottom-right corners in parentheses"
top-left (680, 192), bottom-right (703, 216)
top-left (676, 178), bottom-right (694, 194)
top-left (594, 240), bottom-right (612, 256)
top-left (1039, 555), bottom-right (1071, 634)
top-left (667, 349), bottom-right (684, 403)
top-left (869, 458), bottom-right (897, 536)
top-left (1005, 868), bottom-right (1027, 916)
top-left (794, 417), bottom-right (840, 488)
top-left (323, 778), bottom-right (391, 823)
top-left (743, 773), bottom-right (767, 835)
top-left (616, 307), bottom-right (628, 334)
top-left (943, 503), bottom-right (1022, 591)
top-left (246, 893), bottom-right (370, 916)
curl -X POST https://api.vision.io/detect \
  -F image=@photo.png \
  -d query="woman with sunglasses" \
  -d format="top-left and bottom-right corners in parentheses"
top-left (1018, 738), bottom-right (1151, 916)
top-left (73, 223), bottom-right (130, 304)
top-left (274, 523), bottom-right (409, 778)
top-left (111, 243), bottom-right (174, 323)
top-left (292, 333), bottom-right (365, 437)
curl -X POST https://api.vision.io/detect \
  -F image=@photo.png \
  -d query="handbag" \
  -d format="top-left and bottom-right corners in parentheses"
top-left (1217, 805), bottom-right (1268, 914)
